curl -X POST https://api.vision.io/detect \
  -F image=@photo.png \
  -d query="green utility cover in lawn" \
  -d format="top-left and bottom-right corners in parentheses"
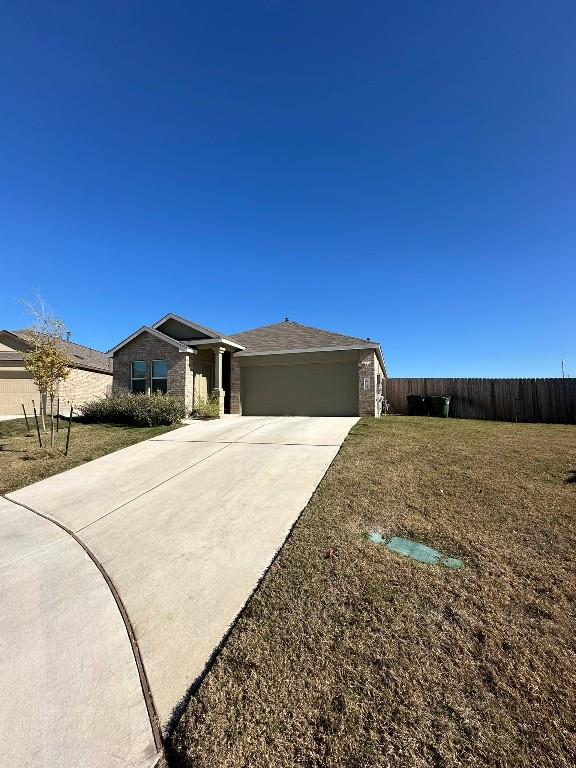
top-left (368, 533), bottom-right (463, 569)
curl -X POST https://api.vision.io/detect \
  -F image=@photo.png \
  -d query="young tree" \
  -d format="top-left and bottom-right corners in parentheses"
top-left (21, 296), bottom-right (72, 448)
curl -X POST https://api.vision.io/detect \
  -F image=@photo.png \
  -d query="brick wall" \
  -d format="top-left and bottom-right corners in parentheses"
top-left (57, 368), bottom-right (112, 414)
top-left (358, 349), bottom-right (378, 416)
top-left (230, 354), bottom-right (241, 414)
top-left (375, 356), bottom-right (385, 415)
top-left (112, 332), bottom-right (194, 410)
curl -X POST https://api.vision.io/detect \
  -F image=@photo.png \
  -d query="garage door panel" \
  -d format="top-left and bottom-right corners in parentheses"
top-left (0, 371), bottom-right (39, 416)
top-left (241, 361), bottom-right (357, 416)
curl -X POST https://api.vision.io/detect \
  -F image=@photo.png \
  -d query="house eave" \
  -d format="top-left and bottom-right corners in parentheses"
top-left (151, 313), bottom-right (223, 340)
top-left (184, 337), bottom-right (245, 352)
top-left (1, 330), bottom-right (112, 375)
top-left (236, 343), bottom-right (387, 373)
top-left (106, 326), bottom-right (196, 356)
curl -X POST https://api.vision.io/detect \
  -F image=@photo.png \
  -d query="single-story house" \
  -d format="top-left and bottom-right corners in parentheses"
top-left (0, 330), bottom-right (113, 417)
top-left (108, 314), bottom-right (386, 417)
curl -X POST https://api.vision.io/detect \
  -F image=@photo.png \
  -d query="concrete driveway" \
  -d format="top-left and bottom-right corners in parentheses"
top-left (1, 415), bottom-right (357, 767)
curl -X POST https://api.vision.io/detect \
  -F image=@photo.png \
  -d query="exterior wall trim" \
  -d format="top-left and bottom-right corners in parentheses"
top-left (236, 344), bottom-right (386, 372)
top-left (151, 313), bottom-right (221, 339)
top-left (107, 326), bottom-right (196, 356)
top-left (185, 337), bottom-right (245, 351)
top-left (0, 349), bottom-right (112, 376)
top-left (1, 330), bottom-right (112, 376)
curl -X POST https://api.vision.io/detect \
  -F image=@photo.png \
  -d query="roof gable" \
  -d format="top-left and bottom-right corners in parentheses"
top-left (0, 330), bottom-right (29, 353)
top-left (108, 319), bottom-right (245, 356)
top-left (152, 313), bottom-right (223, 341)
top-left (107, 326), bottom-right (192, 356)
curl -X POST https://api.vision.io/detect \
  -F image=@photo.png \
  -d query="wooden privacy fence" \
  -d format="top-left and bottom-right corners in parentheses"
top-left (384, 378), bottom-right (576, 424)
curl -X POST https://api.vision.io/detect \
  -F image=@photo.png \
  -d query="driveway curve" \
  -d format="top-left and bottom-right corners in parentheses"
top-left (2, 416), bottom-right (357, 766)
top-left (0, 497), bottom-right (158, 768)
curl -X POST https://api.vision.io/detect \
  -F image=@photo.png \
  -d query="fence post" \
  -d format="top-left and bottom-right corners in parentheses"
top-left (64, 405), bottom-right (73, 456)
top-left (21, 400), bottom-right (30, 431)
top-left (31, 399), bottom-right (42, 448)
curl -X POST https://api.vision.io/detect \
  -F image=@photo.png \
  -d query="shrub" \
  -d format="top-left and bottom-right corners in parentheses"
top-left (190, 394), bottom-right (220, 419)
top-left (80, 391), bottom-right (186, 427)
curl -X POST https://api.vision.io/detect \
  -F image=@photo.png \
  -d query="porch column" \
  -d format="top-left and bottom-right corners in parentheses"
top-left (211, 346), bottom-right (226, 417)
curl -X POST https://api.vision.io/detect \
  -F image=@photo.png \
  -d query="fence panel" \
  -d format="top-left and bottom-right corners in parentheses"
top-left (385, 378), bottom-right (576, 424)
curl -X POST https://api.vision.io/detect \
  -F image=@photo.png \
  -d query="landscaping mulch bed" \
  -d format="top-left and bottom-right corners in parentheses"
top-left (169, 416), bottom-right (576, 768)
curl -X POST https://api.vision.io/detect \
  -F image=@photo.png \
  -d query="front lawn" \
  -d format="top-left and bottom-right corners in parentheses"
top-left (0, 417), bottom-right (177, 495)
top-left (169, 416), bottom-right (576, 768)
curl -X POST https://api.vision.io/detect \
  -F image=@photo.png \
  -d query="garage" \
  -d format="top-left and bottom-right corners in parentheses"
top-left (240, 351), bottom-right (358, 416)
top-left (0, 367), bottom-right (39, 416)
top-left (230, 319), bottom-right (385, 418)
top-left (0, 330), bottom-right (113, 418)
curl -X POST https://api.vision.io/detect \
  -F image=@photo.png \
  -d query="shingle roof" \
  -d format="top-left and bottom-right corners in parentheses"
top-left (8, 330), bottom-right (112, 374)
top-left (229, 320), bottom-right (380, 354)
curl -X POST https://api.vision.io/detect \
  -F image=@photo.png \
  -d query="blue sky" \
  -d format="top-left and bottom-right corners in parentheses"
top-left (1, 1), bottom-right (574, 377)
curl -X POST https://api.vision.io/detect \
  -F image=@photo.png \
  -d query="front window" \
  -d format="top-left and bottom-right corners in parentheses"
top-left (152, 360), bottom-right (168, 394)
top-left (131, 361), bottom-right (147, 393)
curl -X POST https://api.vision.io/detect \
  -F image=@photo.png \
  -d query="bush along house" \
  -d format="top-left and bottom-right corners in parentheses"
top-left (108, 313), bottom-right (386, 417)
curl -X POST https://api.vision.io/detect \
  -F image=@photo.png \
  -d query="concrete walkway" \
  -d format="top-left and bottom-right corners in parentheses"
top-left (1, 416), bottom-right (357, 766)
top-left (0, 496), bottom-right (158, 768)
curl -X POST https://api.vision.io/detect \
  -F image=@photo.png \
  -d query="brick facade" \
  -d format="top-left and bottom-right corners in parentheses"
top-left (229, 354), bottom-right (241, 415)
top-left (112, 332), bottom-right (195, 410)
top-left (358, 349), bottom-right (384, 417)
top-left (109, 330), bottom-right (384, 419)
top-left (58, 368), bottom-right (112, 413)
top-left (0, 331), bottom-right (113, 417)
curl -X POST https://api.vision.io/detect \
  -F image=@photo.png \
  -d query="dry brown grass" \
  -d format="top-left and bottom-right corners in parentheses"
top-left (169, 416), bottom-right (576, 768)
top-left (0, 417), bottom-right (176, 495)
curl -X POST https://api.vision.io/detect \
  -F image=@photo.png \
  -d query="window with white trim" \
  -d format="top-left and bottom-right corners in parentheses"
top-left (131, 361), bottom-right (147, 393)
top-left (152, 360), bottom-right (168, 394)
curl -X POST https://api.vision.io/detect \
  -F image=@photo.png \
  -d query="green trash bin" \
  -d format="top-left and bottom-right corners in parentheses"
top-left (407, 394), bottom-right (427, 416)
top-left (428, 395), bottom-right (451, 418)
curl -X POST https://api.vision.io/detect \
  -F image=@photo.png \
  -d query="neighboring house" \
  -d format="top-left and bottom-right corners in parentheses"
top-left (0, 330), bottom-right (113, 417)
top-left (109, 314), bottom-right (386, 417)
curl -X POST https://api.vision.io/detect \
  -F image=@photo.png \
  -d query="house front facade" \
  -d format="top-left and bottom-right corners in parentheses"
top-left (0, 330), bottom-right (112, 417)
top-left (109, 314), bottom-right (386, 417)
